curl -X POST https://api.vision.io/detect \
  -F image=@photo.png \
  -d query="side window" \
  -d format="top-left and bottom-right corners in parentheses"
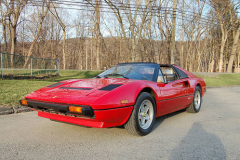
top-left (161, 67), bottom-right (179, 82)
top-left (157, 69), bottom-right (165, 83)
top-left (174, 67), bottom-right (189, 79)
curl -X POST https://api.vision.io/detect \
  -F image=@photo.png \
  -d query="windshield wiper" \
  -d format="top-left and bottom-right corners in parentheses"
top-left (95, 75), bottom-right (101, 78)
top-left (104, 73), bottom-right (129, 79)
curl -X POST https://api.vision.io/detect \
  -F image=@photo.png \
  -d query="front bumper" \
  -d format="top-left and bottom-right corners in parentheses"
top-left (20, 99), bottom-right (133, 128)
top-left (38, 106), bottom-right (133, 128)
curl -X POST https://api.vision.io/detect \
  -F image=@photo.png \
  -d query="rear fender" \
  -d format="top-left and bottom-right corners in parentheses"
top-left (188, 78), bottom-right (206, 97)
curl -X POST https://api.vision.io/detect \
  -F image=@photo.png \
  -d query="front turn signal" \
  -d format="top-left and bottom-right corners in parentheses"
top-left (69, 106), bottom-right (83, 114)
top-left (20, 99), bottom-right (28, 106)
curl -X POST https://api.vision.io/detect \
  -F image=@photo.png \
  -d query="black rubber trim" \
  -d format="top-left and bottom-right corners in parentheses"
top-left (99, 84), bottom-right (122, 91)
top-left (28, 101), bottom-right (68, 113)
top-left (27, 100), bottom-right (94, 117)
top-left (47, 83), bottom-right (64, 88)
top-left (158, 94), bottom-right (194, 102)
top-left (60, 87), bottom-right (92, 90)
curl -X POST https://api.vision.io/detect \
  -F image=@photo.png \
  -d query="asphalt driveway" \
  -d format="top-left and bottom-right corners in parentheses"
top-left (0, 87), bottom-right (240, 160)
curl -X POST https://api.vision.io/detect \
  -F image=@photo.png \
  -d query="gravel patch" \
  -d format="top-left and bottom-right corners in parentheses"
top-left (0, 106), bottom-right (32, 115)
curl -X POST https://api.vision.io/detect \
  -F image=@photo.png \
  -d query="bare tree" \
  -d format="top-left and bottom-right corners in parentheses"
top-left (104, 0), bottom-right (130, 61)
top-left (2, 0), bottom-right (27, 67)
top-left (0, 2), bottom-right (8, 52)
top-left (23, 0), bottom-right (50, 68)
top-left (49, 2), bottom-right (67, 69)
top-left (207, 0), bottom-right (237, 72)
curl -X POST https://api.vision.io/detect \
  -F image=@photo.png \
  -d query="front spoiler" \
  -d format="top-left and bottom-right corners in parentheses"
top-left (38, 106), bottom-right (133, 128)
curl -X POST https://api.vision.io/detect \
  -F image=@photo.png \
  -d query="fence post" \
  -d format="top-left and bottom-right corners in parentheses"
top-left (31, 57), bottom-right (33, 77)
top-left (56, 59), bottom-right (59, 76)
top-left (1, 53), bottom-right (3, 78)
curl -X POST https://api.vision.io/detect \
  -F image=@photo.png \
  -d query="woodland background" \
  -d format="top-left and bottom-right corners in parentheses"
top-left (0, 0), bottom-right (239, 72)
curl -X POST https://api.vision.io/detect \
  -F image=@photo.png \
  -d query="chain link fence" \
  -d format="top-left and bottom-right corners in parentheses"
top-left (0, 52), bottom-right (59, 79)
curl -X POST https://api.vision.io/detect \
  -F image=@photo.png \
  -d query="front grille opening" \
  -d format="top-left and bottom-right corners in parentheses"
top-left (27, 101), bottom-right (95, 119)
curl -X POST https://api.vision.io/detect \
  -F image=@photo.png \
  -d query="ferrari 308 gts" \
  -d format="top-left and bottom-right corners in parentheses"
top-left (20, 62), bottom-right (206, 136)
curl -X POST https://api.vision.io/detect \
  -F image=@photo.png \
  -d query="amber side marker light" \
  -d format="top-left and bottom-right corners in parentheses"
top-left (69, 106), bottom-right (83, 114)
top-left (121, 99), bottom-right (129, 104)
top-left (20, 99), bottom-right (28, 106)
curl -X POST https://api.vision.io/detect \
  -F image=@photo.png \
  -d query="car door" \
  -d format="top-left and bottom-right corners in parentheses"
top-left (156, 66), bottom-right (191, 117)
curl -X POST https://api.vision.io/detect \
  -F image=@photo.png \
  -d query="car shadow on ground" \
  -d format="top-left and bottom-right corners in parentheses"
top-left (152, 109), bottom-right (186, 131)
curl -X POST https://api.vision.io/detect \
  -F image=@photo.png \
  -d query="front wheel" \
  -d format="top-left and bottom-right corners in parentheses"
top-left (187, 86), bottom-right (202, 113)
top-left (124, 92), bottom-right (156, 136)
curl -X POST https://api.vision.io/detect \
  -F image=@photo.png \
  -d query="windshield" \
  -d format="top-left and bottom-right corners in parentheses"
top-left (97, 63), bottom-right (156, 81)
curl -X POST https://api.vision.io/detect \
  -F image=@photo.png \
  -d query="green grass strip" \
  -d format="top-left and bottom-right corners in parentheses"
top-left (0, 70), bottom-right (102, 106)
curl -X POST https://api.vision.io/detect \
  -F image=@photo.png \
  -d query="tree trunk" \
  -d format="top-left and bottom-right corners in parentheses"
top-left (2, 21), bottom-right (8, 52)
top-left (95, 0), bottom-right (101, 70)
top-left (91, 34), bottom-right (93, 70)
top-left (130, 24), bottom-right (135, 62)
top-left (180, 0), bottom-right (184, 68)
top-left (218, 26), bottom-right (228, 72)
top-left (10, 27), bottom-right (16, 67)
top-left (85, 37), bottom-right (88, 70)
top-left (62, 29), bottom-right (66, 69)
top-left (170, 0), bottom-right (177, 64)
top-left (227, 28), bottom-right (240, 73)
top-left (209, 51), bottom-right (215, 73)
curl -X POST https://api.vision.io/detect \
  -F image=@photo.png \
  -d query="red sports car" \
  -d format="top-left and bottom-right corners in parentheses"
top-left (20, 63), bottom-right (206, 136)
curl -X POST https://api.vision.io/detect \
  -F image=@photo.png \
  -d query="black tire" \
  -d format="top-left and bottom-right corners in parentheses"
top-left (124, 92), bottom-right (156, 136)
top-left (187, 86), bottom-right (202, 113)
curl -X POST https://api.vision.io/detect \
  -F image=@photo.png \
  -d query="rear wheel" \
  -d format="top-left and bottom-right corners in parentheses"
top-left (187, 86), bottom-right (202, 113)
top-left (125, 92), bottom-right (156, 136)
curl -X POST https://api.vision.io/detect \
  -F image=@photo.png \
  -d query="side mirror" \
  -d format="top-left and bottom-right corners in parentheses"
top-left (157, 74), bottom-right (168, 86)
top-left (164, 74), bottom-right (168, 84)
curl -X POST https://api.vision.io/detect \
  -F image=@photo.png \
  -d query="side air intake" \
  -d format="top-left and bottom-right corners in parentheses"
top-left (99, 84), bottom-right (122, 91)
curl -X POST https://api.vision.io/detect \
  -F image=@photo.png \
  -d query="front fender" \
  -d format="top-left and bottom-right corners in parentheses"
top-left (91, 80), bottom-right (159, 110)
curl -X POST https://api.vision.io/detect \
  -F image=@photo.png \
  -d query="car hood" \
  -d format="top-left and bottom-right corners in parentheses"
top-left (25, 78), bottom-right (132, 105)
